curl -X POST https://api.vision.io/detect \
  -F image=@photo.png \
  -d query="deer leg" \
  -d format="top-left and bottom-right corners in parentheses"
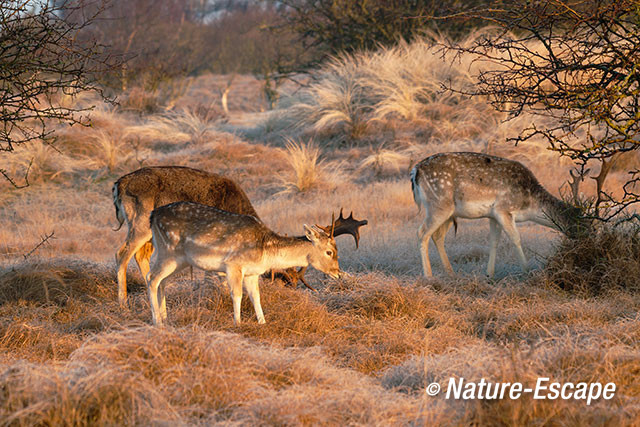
top-left (431, 218), bottom-right (454, 275)
top-left (494, 212), bottom-right (528, 273)
top-left (418, 210), bottom-right (452, 277)
top-left (134, 241), bottom-right (154, 285)
top-left (243, 275), bottom-right (265, 324)
top-left (147, 258), bottom-right (178, 326)
top-left (487, 219), bottom-right (501, 277)
top-left (158, 281), bottom-right (168, 322)
top-left (116, 228), bottom-right (152, 307)
top-left (226, 267), bottom-right (244, 325)
top-left (297, 267), bottom-right (316, 291)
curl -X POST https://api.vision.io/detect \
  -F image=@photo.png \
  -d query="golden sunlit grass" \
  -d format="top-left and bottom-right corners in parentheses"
top-left (277, 139), bottom-right (346, 194)
top-left (0, 258), bottom-right (639, 424)
top-left (0, 32), bottom-right (639, 425)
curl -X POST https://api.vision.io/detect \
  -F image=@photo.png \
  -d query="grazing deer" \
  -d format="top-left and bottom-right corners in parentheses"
top-left (113, 166), bottom-right (367, 305)
top-left (410, 152), bottom-right (585, 277)
top-left (113, 166), bottom-right (258, 306)
top-left (268, 208), bottom-right (367, 290)
top-left (147, 202), bottom-right (342, 326)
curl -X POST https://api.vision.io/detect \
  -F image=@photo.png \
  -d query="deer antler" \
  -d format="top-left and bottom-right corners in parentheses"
top-left (319, 208), bottom-right (368, 248)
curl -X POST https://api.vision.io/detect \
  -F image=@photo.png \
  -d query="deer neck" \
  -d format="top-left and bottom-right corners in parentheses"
top-left (262, 235), bottom-right (313, 270)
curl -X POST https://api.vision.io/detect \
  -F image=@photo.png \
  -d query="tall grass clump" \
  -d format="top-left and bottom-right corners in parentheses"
top-left (359, 146), bottom-right (410, 177)
top-left (544, 221), bottom-right (640, 295)
top-left (165, 108), bottom-right (218, 145)
top-left (277, 139), bottom-right (345, 193)
top-left (2, 141), bottom-right (79, 184)
top-left (290, 33), bottom-right (497, 143)
top-left (85, 129), bottom-right (134, 172)
top-left (295, 56), bottom-right (373, 141)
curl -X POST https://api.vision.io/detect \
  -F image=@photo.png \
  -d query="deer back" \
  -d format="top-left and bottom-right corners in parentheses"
top-left (414, 152), bottom-right (559, 209)
top-left (151, 202), bottom-right (268, 252)
top-left (113, 166), bottom-right (259, 230)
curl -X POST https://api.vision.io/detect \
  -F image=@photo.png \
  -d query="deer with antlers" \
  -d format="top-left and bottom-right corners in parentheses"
top-left (267, 209), bottom-right (367, 290)
top-left (147, 202), bottom-right (342, 325)
top-left (113, 166), bottom-right (367, 305)
top-left (411, 152), bottom-right (588, 277)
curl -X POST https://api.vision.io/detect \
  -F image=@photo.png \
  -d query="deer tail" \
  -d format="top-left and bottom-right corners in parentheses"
top-left (112, 182), bottom-right (126, 231)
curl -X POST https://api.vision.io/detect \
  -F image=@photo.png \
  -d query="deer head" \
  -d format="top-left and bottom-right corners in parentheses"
top-left (304, 224), bottom-right (341, 279)
top-left (319, 208), bottom-right (368, 248)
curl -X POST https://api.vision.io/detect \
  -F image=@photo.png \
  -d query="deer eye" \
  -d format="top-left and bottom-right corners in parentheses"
top-left (326, 250), bottom-right (333, 257)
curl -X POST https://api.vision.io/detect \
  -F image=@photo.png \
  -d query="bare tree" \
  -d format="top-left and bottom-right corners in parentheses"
top-left (0, 0), bottom-right (113, 186)
top-left (448, 0), bottom-right (640, 219)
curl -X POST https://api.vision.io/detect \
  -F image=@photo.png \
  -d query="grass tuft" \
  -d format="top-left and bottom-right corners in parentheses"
top-left (277, 139), bottom-right (345, 193)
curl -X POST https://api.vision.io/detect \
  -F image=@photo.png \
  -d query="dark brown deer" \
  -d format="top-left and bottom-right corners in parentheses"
top-left (113, 166), bottom-right (367, 305)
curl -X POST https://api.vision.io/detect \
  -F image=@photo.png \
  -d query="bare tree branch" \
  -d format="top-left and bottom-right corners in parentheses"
top-left (0, 0), bottom-right (117, 184)
top-left (445, 0), bottom-right (640, 219)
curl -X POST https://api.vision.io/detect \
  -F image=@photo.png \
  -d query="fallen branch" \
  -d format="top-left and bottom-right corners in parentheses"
top-left (23, 231), bottom-right (55, 260)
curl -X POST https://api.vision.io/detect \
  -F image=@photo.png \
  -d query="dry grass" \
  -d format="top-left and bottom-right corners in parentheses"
top-left (1, 35), bottom-right (639, 424)
top-left (545, 223), bottom-right (640, 295)
top-left (0, 257), bottom-right (638, 424)
top-left (282, 34), bottom-right (497, 146)
top-left (276, 139), bottom-right (347, 194)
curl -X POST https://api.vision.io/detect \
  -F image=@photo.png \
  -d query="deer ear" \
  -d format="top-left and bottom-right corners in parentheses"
top-left (304, 224), bottom-right (319, 242)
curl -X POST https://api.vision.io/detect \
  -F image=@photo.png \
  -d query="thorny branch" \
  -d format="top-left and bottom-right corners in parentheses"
top-left (0, 0), bottom-right (118, 185)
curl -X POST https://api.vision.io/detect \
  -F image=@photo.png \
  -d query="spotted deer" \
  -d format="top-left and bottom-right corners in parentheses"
top-left (147, 202), bottom-right (342, 326)
top-left (113, 166), bottom-right (366, 305)
top-left (113, 166), bottom-right (259, 306)
top-left (410, 152), bottom-right (585, 277)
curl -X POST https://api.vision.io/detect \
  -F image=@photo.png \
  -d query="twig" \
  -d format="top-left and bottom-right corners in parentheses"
top-left (615, 214), bottom-right (640, 227)
top-left (1, 158), bottom-right (32, 189)
top-left (23, 231), bottom-right (55, 260)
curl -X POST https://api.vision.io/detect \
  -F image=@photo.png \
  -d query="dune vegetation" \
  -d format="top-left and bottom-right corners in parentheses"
top-left (1, 33), bottom-right (639, 425)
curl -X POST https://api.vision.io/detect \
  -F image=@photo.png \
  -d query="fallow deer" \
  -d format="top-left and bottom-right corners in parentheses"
top-left (410, 152), bottom-right (585, 277)
top-left (113, 166), bottom-right (367, 305)
top-left (113, 166), bottom-right (258, 306)
top-left (147, 202), bottom-right (342, 326)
